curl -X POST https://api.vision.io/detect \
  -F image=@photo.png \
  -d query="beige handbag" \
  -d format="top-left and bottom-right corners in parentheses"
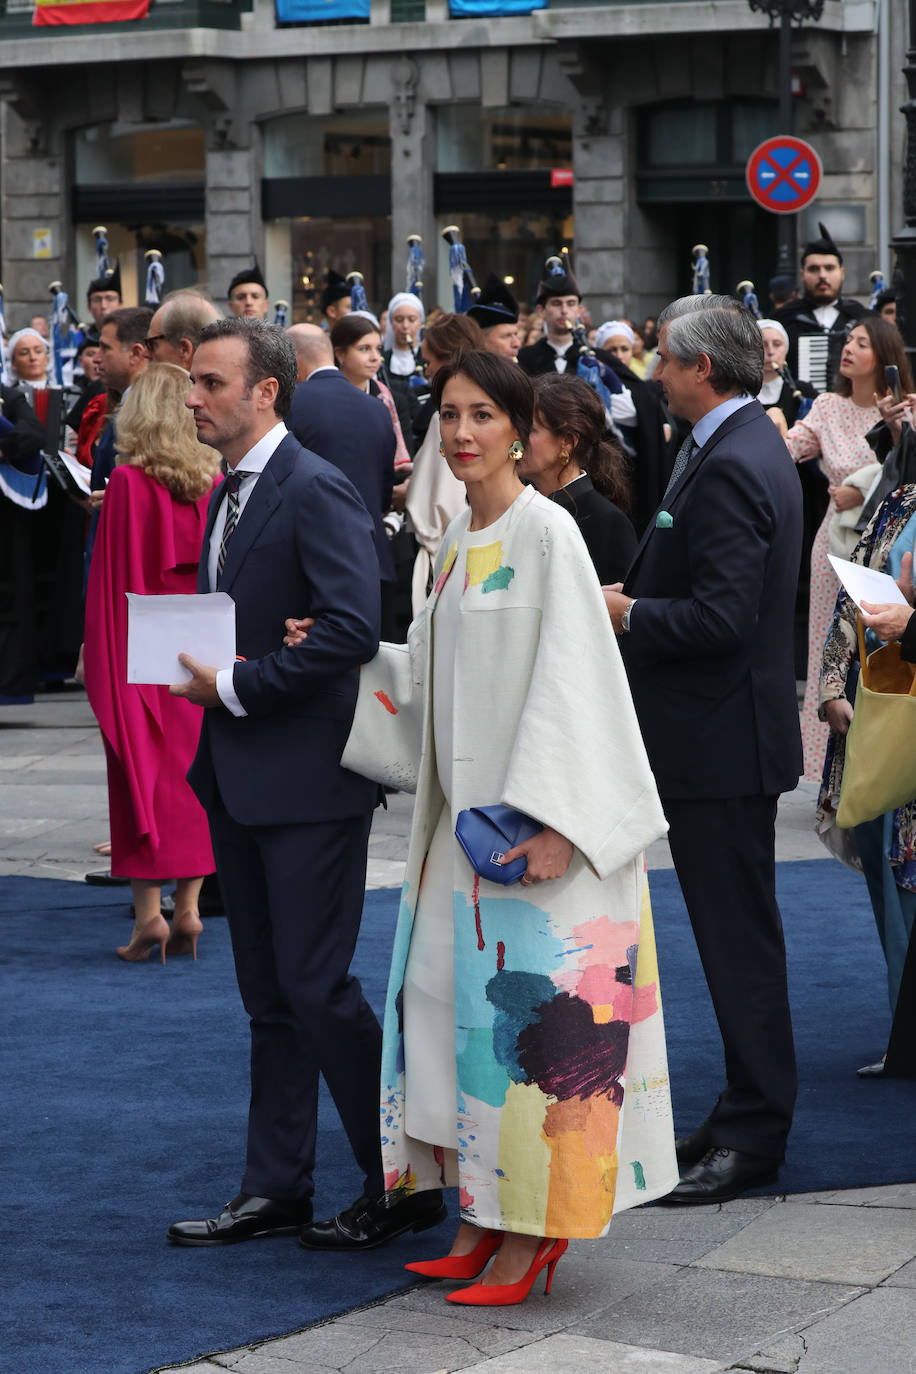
top-left (837, 616), bottom-right (916, 828)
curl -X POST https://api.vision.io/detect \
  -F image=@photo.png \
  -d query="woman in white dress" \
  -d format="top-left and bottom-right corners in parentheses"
top-left (335, 351), bottom-right (677, 1307)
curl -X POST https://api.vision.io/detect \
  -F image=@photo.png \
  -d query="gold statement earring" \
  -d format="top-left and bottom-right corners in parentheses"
top-left (509, 441), bottom-right (524, 461)
top-left (439, 441), bottom-right (446, 457)
top-left (559, 447), bottom-right (571, 468)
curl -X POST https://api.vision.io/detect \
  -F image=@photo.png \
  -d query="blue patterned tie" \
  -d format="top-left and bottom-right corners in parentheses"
top-left (217, 472), bottom-right (243, 582)
top-left (663, 431), bottom-right (695, 500)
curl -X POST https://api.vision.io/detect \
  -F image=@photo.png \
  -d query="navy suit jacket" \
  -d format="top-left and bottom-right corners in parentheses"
top-left (187, 431), bottom-right (380, 827)
top-left (286, 370), bottom-right (396, 582)
top-left (620, 400), bottom-right (803, 800)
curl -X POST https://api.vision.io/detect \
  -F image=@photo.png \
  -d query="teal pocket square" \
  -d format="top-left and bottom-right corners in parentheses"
top-left (656, 511), bottom-right (674, 528)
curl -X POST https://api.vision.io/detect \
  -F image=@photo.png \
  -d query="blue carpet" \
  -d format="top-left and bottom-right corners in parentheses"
top-left (2, 860), bottom-right (914, 1374)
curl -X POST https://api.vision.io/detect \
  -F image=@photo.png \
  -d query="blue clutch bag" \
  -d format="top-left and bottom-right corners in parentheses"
top-left (454, 804), bottom-right (543, 886)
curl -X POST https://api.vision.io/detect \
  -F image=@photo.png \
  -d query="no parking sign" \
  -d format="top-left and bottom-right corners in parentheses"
top-left (746, 136), bottom-right (822, 215)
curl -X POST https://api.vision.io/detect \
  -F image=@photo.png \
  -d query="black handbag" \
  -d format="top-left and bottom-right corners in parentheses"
top-left (455, 804), bottom-right (543, 886)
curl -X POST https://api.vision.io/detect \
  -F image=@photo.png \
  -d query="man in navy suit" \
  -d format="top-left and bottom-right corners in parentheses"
top-left (166, 319), bottom-right (444, 1249)
top-left (605, 296), bottom-right (803, 1203)
top-left (285, 325), bottom-right (398, 637)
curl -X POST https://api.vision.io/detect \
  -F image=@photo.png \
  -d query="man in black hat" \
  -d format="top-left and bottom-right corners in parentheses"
top-left (227, 263), bottom-right (270, 321)
top-left (87, 262), bottom-right (122, 332)
top-left (321, 270), bottom-right (352, 329)
top-left (774, 225), bottom-right (869, 393)
top-left (518, 256), bottom-right (672, 535)
top-left (467, 273), bottom-right (521, 361)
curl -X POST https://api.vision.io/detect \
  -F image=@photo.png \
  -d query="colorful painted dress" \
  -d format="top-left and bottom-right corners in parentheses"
top-left (785, 392), bottom-right (880, 780)
top-left (342, 486), bottom-right (677, 1239)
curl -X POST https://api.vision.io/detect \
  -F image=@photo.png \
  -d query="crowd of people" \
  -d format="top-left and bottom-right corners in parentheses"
top-left (2, 223), bottom-right (915, 1307)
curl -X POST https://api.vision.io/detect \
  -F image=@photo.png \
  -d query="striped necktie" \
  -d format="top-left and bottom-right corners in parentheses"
top-left (663, 431), bottom-right (695, 500)
top-left (217, 472), bottom-right (243, 582)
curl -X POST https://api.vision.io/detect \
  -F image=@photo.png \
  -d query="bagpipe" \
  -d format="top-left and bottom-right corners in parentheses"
top-left (144, 249), bottom-right (165, 308)
top-left (347, 270), bottom-right (369, 314)
top-left (47, 280), bottom-right (83, 389)
top-left (401, 238), bottom-right (429, 390)
top-left (441, 224), bottom-right (479, 314)
top-left (777, 363), bottom-right (814, 421)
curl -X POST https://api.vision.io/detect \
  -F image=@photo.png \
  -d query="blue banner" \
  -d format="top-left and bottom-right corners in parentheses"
top-left (450, 0), bottom-right (546, 13)
top-left (276, 0), bottom-right (368, 21)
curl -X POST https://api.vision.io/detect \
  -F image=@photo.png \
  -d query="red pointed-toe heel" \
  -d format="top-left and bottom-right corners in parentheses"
top-left (445, 1238), bottom-right (568, 1307)
top-left (116, 914), bottom-right (170, 965)
top-left (405, 1229), bottom-right (503, 1280)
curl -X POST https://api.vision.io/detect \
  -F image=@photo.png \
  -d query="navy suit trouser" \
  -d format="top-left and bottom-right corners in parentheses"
top-left (662, 793), bottom-right (797, 1161)
top-left (208, 798), bottom-right (384, 1203)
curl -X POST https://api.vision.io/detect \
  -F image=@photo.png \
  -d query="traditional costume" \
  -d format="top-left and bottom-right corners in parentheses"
top-left (774, 226), bottom-right (869, 392)
top-left (343, 486), bottom-right (677, 1237)
top-left (467, 274), bottom-right (519, 332)
top-left (518, 261), bottom-right (671, 535)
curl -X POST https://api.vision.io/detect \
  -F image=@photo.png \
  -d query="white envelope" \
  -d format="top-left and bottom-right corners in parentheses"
top-left (827, 554), bottom-right (909, 613)
top-left (126, 592), bottom-right (237, 685)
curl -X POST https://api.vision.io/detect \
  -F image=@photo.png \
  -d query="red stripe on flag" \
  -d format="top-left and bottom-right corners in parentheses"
top-left (34, 0), bottom-right (149, 24)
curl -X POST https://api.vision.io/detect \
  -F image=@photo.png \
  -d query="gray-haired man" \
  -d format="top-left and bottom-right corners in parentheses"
top-left (606, 295), bottom-right (803, 1203)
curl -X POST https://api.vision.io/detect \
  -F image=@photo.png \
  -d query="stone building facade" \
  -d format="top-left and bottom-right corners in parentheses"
top-left (0, 0), bottom-right (902, 329)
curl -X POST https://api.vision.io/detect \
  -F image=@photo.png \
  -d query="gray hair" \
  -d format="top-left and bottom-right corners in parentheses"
top-left (196, 317), bottom-right (298, 418)
top-left (159, 292), bottom-right (220, 348)
top-left (657, 295), bottom-right (763, 396)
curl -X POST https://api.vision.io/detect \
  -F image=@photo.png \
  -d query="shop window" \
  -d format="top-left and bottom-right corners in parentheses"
top-left (74, 120), bottom-right (204, 183)
top-left (436, 106), bottom-right (571, 173)
top-left (640, 99), bottom-right (779, 173)
top-left (390, 0), bottom-right (425, 17)
top-left (265, 216), bottom-right (392, 323)
top-left (263, 112), bottom-right (391, 179)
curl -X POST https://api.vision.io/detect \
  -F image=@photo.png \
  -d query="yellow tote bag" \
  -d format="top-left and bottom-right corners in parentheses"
top-left (837, 616), bottom-right (916, 828)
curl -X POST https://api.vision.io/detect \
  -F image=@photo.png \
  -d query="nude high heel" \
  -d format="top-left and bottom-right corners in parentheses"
top-left (166, 912), bottom-right (204, 959)
top-left (445, 1238), bottom-right (568, 1307)
top-left (405, 1229), bottom-right (503, 1280)
top-left (116, 913), bottom-right (170, 965)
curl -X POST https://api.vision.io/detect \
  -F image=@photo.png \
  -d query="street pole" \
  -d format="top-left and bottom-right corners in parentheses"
top-left (890, 0), bottom-right (916, 364)
top-left (777, 7), bottom-right (794, 273)
top-left (749, 0), bottom-right (824, 275)
top-left (885, 0), bottom-right (916, 1078)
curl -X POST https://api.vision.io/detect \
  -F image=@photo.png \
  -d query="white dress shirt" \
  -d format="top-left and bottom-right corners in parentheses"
top-left (209, 420), bottom-right (288, 717)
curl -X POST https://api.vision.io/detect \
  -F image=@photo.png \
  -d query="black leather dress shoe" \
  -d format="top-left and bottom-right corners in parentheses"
top-left (658, 1147), bottom-right (779, 1205)
top-left (299, 1189), bottom-right (447, 1251)
top-left (674, 1122), bottom-right (712, 1166)
top-left (167, 1193), bottom-right (313, 1246)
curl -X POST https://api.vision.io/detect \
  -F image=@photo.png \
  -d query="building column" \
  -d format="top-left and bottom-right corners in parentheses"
top-left (388, 57), bottom-right (436, 303)
top-left (205, 146), bottom-right (259, 303)
top-left (570, 97), bottom-right (626, 323)
top-left (0, 95), bottom-right (67, 324)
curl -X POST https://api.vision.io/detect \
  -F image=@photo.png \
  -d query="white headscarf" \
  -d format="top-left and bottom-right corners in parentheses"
top-left (8, 326), bottom-right (50, 384)
top-left (594, 320), bottom-right (635, 351)
top-left (384, 292), bottom-right (425, 352)
top-left (757, 318), bottom-right (789, 350)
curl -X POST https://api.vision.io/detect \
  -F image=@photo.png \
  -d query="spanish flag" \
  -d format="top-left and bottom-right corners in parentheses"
top-left (34, 0), bottom-right (150, 25)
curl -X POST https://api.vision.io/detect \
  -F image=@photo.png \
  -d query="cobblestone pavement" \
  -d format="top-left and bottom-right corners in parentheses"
top-left (5, 691), bottom-right (915, 1374)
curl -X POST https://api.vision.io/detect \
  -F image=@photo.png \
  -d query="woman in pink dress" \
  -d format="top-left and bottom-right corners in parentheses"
top-left (776, 317), bottom-right (913, 780)
top-left (84, 363), bottom-right (221, 963)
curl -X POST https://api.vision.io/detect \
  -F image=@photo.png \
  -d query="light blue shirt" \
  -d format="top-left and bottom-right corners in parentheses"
top-left (691, 393), bottom-right (754, 450)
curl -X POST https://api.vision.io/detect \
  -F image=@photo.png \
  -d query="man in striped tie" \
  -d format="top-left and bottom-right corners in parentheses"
top-left (166, 319), bottom-right (445, 1253)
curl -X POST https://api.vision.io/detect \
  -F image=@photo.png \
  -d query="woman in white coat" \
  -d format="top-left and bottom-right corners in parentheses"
top-left (309, 352), bottom-right (677, 1307)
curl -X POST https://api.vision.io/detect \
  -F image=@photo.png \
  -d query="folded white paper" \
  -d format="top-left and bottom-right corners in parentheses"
top-left (58, 449), bottom-right (93, 496)
top-left (126, 592), bottom-right (236, 685)
top-left (827, 554), bottom-right (909, 612)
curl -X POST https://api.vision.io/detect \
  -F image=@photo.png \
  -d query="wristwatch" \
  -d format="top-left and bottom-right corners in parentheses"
top-left (620, 599), bottom-right (637, 633)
